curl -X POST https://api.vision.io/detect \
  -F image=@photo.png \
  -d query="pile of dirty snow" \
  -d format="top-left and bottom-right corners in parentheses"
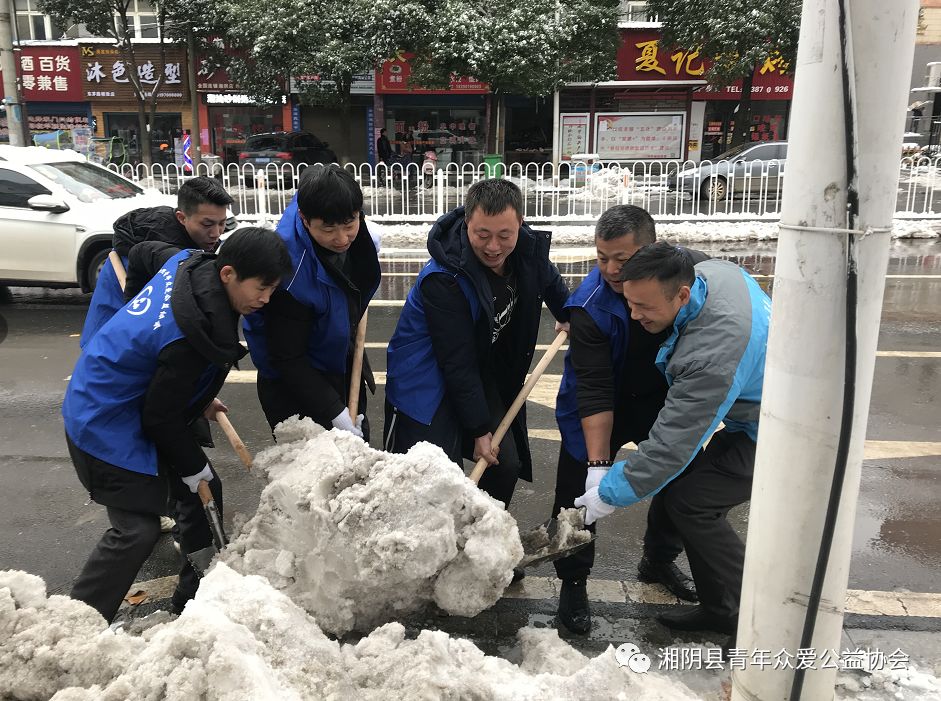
top-left (220, 418), bottom-right (524, 635)
top-left (1, 564), bottom-right (704, 701)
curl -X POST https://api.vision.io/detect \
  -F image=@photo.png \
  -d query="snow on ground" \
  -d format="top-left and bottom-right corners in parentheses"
top-left (371, 219), bottom-right (941, 250)
top-left (1, 563), bottom-right (702, 701)
top-left (220, 418), bottom-right (523, 635)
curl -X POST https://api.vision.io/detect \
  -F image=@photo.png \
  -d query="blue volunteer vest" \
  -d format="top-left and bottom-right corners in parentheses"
top-left (63, 249), bottom-right (216, 475)
top-left (242, 197), bottom-right (379, 379)
top-left (386, 260), bottom-right (481, 425)
top-left (554, 268), bottom-right (630, 461)
top-left (79, 252), bottom-right (127, 348)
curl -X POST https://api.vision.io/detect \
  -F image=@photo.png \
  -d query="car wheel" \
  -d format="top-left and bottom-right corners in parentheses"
top-left (87, 248), bottom-right (110, 291)
top-left (701, 176), bottom-right (727, 201)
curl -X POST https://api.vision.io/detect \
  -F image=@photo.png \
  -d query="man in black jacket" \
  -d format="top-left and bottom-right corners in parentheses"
top-left (242, 166), bottom-right (382, 439)
top-left (552, 205), bottom-right (707, 633)
top-left (62, 227), bottom-right (291, 622)
top-left (385, 179), bottom-right (569, 510)
top-left (81, 176), bottom-right (234, 348)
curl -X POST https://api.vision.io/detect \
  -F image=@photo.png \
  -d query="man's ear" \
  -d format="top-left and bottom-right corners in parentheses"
top-left (219, 264), bottom-right (237, 284)
top-left (175, 209), bottom-right (187, 226)
top-left (678, 285), bottom-right (692, 306)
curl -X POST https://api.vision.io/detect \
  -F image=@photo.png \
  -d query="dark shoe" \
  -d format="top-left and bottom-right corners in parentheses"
top-left (557, 579), bottom-right (591, 634)
top-left (511, 567), bottom-right (526, 584)
top-left (638, 556), bottom-right (698, 602)
top-left (656, 605), bottom-right (737, 635)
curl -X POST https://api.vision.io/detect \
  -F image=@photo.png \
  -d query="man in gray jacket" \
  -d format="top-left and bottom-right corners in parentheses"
top-left (576, 242), bottom-right (771, 635)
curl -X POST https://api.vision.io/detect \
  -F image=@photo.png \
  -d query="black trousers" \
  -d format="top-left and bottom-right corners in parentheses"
top-left (68, 440), bottom-right (223, 622)
top-left (657, 429), bottom-right (755, 618)
top-left (551, 408), bottom-right (684, 582)
top-left (384, 387), bottom-right (521, 508)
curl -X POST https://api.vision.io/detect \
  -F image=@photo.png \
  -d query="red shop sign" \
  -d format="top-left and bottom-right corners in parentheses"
top-left (377, 53), bottom-right (488, 95)
top-left (0, 46), bottom-right (83, 102)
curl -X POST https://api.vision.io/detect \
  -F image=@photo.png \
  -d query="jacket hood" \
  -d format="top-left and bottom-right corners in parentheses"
top-left (113, 206), bottom-right (199, 258)
top-left (171, 252), bottom-right (247, 368)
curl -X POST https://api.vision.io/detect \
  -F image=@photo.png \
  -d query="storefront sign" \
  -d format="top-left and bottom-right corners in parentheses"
top-left (559, 113), bottom-right (589, 159)
top-left (28, 114), bottom-right (91, 133)
top-left (616, 29), bottom-right (793, 100)
top-left (377, 53), bottom-right (488, 94)
top-left (80, 44), bottom-right (188, 101)
top-left (205, 93), bottom-right (286, 104)
top-left (291, 72), bottom-right (375, 95)
top-left (6, 47), bottom-right (83, 102)
top-left (594, 113), bottom-right (685, 160)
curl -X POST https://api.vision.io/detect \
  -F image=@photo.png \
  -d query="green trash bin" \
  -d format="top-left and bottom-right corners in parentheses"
top-left (483, 153), bottom-right (503, 178)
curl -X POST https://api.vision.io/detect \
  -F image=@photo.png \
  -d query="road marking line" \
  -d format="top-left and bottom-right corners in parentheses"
top-left (124, 573), bottom-right (941, 617)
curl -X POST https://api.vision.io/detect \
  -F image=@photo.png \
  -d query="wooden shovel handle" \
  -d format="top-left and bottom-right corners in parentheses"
top-left (216, 412), bottom-right (252, 470)
top-left (470, 330), bottom-right (568, 484)
top-left (109, 251), bottom-right (127, 291)
top-left (348, 310), bottom-right (368, 418)
top-left (196, 479), bottom-right (213, 506)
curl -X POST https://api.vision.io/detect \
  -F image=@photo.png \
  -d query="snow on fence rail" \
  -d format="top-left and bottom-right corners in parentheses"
top-left (108, 156), bottom-right (941, 223)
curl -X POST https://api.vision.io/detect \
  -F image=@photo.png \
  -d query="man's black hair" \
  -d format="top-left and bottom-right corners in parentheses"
top-left (296, 164), bottom-right (364, 225)
top-left (464, 179), bottom-right (524, 220)
top-left (216, 227), bottom-right (292, 286)
top-left (177, 176), bottom-right (233, 215)
top-left (596, 204), bottom-right (656, 244)
top-left (619, 241), bottom-right (695, 298)
top-left (380, 128), bottom-right (387, 135)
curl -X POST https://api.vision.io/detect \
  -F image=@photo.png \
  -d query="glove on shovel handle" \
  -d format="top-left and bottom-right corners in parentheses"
top-left (470, 330), bottom-right (568, 484)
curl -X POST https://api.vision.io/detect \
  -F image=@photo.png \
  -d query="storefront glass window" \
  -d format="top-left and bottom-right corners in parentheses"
top-left (383, 106), bottom-right (485, 167)
top-left (104, 112), bottom-right (182, 165)
top-left (208, 105), bottom-right (283, 164)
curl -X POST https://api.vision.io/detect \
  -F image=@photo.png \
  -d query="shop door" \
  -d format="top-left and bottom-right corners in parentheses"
top-left (104, 113), bottom-right (183, 165)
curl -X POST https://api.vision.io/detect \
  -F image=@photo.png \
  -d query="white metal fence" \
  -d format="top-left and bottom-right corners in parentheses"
top-left (107, 156), bottom-right (941, 223)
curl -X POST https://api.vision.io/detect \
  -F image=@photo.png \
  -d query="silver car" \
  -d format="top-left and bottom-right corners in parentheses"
top-left (669, 141), bottom-right (788, 201)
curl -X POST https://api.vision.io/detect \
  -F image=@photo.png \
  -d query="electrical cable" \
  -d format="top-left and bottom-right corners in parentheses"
top-left (788, 0), bottom-right (860, 698)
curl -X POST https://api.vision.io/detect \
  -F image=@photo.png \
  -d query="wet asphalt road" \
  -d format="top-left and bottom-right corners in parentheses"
top-left (0, 238), bottom-right (938, 620)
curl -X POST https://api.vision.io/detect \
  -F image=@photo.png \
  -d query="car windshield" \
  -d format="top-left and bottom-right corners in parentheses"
top-left (245, 135), bottom-right (287, 151)
top-left (713, 143), bottom-right (753, 161)
top-left (29, 161), bottom-right (143, 201)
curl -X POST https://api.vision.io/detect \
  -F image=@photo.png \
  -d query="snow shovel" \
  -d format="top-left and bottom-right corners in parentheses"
top-left (109, 251), bottom-right (127, 289)
top-left (464, 331), bottom-right (596, 568)
top-left (216, 412), bottom-right (253, 470)
top-left (186, 480), bottom-right (228, 577)
top-left (348, 309), bottom-right (368, 419)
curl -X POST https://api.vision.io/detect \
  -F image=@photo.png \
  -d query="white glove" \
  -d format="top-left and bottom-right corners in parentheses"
top-left (585, 466), bottom-right (609, 493)
top-left (332, 408), bottom-right (364, 438)
top-left (181, 464), bottom-right (213, 494)
top-left (574, 487), bottom-right (617, 525)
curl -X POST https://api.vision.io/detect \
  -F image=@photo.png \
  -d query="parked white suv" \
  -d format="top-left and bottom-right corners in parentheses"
top-left (0, 146), bottom-right (175, 291)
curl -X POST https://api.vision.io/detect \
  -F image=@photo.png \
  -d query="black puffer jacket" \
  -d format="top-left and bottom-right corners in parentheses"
top-left (112, 206), bottom-right (200, 257)
top-left (420, 207), bottom-right (570, 481)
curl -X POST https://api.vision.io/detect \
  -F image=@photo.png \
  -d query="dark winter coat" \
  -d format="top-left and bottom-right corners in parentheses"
top-left (63, 249), bottom-right (245, 513)
top-left (386, 206), bottom-right (570, 481)
top-left (242, 196), bottom-right (381, 429)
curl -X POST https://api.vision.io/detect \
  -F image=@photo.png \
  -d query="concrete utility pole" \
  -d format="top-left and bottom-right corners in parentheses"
top-left (733, 1), bottom-right (918, 700)
top-left (0, 0), bottom-right (27, 147)
top-left (186, 29), bottom-right (202, 171)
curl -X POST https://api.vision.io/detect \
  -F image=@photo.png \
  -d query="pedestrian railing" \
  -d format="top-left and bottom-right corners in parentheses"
top-left (107, 157), bottom-right (941, 222)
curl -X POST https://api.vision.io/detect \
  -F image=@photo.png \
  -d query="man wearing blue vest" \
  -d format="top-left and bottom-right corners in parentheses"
top-left (80, 176), bottom-right (234, 348)
top-left (575, 243), bottom-right (770, 636)
top-left (243, 166), bottom-right (381, 438)
top-left (552, 206), bottom-right (707, 634)
top-left (384, 179), bottom-right (569, 511)
top-left (62, 227), bottom-right (291, 623)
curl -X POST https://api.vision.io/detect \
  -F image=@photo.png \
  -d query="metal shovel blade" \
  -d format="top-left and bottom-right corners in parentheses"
top-left (187, 484), bottom-right (229, 578)
top-left (187, 546), bottom-right (217, 577)
top-left (517, 511), bottom-right (596, 569)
